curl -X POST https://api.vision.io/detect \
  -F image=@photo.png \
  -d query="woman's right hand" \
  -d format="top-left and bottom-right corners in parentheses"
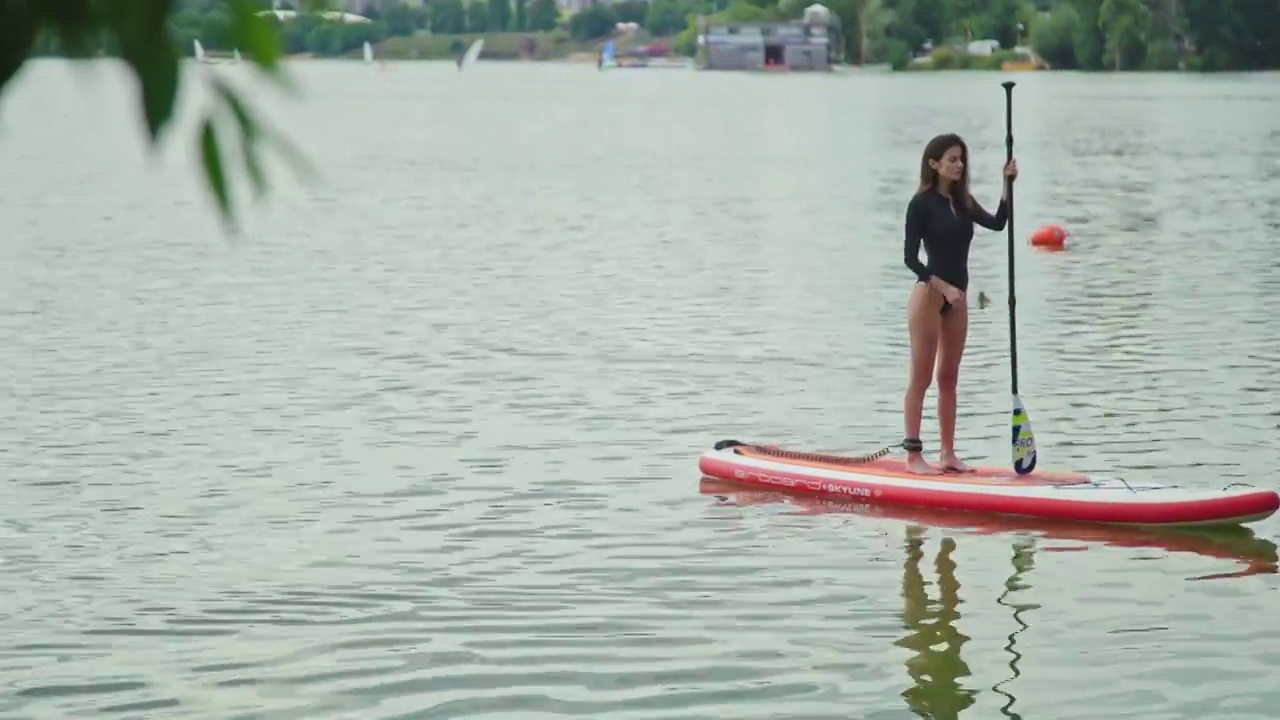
top-left (932, 278), bottom-right (964, 305)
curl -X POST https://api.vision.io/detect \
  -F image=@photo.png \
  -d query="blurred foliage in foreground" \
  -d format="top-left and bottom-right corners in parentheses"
top-left (0, 0), bottom-right (302, 231)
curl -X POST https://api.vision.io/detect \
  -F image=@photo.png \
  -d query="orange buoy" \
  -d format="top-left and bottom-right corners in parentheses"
top-left (1029, 224), bottom-right (1068, 250)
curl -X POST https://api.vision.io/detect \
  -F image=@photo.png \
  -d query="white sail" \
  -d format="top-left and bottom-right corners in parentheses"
top-left (461, 38), bottom-right (484, 69)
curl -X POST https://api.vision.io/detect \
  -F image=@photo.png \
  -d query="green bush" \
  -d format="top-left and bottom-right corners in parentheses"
top-left (884, 38), bottom-right (910, 69)
top-left (568, 4), bottom-right (617, 40)
top-left (928, 45), bottom-right (962, 69)
top-left (1031, 3), bottom-right (1079, 68)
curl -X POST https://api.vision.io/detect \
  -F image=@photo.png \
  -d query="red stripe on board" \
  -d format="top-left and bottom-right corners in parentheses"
top-left (699, 454), bottom-right (1280, 526)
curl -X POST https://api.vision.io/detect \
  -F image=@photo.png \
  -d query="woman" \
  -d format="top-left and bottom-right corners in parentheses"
top-left (902, 133), bottom-right (1017, 475)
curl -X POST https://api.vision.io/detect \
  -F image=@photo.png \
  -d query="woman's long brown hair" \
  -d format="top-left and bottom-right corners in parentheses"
top-left (916, 133), bottom-right (973, 209)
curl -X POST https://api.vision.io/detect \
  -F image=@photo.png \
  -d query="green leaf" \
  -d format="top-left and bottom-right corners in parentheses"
top-left (136, 46), bottom-right (180, 143)
top-left (102, 0), bottom-right (179, 142)
top-left (0, 4), bottom-right (39, 97)
top-left (241, 137), bottom-right (267, 201)
top-left (211, 77), bottom-right (267, 200)
top-left (40, 0), bottom-right (103, 59)
top-left (4, 1), bottom-right (310, 233)
top-left (211, 77), bottom-right (257, 143)
top-left (228, 0), bottom-right (284, 76)
top-left (200, 116), bottom-right (233, 226)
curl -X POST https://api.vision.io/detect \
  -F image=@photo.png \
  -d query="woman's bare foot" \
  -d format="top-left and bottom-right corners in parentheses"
top-left (906, 452), bottom-right (942, 475)
top-left (939, 451), bottom-right (975, 473)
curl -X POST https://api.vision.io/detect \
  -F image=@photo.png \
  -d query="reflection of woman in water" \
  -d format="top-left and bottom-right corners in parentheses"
top-left (895, 526), bottom-right (1038, 720)
top-left (896, 527), bottom-right (976, 718)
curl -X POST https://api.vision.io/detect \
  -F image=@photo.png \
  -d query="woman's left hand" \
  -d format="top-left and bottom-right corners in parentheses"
top-left (1004, 158), bottom-right (1018, 181)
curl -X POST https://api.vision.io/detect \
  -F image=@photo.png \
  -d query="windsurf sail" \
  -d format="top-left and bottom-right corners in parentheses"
top-left (363, 41), bottom-right (374, 64)
top-left (461, 38), bottom-right (484, 69)
top-left (599, 39), bottom-right (618, 69)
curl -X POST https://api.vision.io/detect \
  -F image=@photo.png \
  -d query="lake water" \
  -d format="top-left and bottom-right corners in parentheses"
top-left (1, 58), bottom-right (1278, 719)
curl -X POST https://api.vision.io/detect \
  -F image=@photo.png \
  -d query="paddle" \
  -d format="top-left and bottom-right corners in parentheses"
top-left (1003, 80), bottom-right (1038, 475)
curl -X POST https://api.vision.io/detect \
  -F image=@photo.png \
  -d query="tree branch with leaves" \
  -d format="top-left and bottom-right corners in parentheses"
top-left (0, 0), bottom-right (307, 231)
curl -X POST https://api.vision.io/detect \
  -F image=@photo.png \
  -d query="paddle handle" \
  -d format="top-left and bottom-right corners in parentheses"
top-left (1002, 80), bottom-right (1018, 397)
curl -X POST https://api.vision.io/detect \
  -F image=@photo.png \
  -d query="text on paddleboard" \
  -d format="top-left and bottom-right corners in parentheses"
top-left (733, 469), bottom-right (874, 498)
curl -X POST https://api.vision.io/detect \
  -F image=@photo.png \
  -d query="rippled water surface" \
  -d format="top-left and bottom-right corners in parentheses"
top-left (2, 60), bottom-right (1278, 719)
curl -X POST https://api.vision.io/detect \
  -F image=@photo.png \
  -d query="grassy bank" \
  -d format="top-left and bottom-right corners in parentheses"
top-left (344, 30), bottom-right (669, 62)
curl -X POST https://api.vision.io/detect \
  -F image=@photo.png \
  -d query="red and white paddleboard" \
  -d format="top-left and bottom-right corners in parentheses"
top-left (698, 440), bottom-right (1280, 527)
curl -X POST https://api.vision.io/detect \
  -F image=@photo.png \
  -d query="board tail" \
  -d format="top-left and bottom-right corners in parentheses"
top-left (1012, 394), bottom-right (1037, 474)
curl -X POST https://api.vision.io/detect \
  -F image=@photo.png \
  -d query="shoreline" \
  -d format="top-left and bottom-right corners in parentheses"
top-left (36, 49), bottom-right (1277, 74)
top-left (199, 53), bottom-right (1273, 73)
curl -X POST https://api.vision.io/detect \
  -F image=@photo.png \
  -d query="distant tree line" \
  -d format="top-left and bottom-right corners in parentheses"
top-left (24, 0), bottom-right (1280, 68)
top-left (1027, 0), bottom-right (1279, 71)
top-left (695, 0), bottom-right (1280, 71)
top-left (172, 0), bottom-right (567, 56)
top-left (642, 0), bottom-right (1279, 70)
top-left (444, 0), bottom-right (1280, 69)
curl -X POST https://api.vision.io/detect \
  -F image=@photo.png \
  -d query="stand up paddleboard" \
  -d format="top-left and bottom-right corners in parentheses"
top-left (699, 440), bottom-right (1279, 528)
top-left (697, 81), bottom-right (1279, 529)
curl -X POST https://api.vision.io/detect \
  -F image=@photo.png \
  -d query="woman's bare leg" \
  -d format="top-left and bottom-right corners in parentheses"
top-left (904, 283), bottom-right (943, 475)
top-left (936, 299), bottom-right (973, 472)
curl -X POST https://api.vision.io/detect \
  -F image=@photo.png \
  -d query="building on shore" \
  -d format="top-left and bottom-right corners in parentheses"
top-left (697, 3), bottom-right (840, 72)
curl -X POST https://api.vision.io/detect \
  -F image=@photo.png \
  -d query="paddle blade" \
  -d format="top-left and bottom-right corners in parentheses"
top-left (1011, 395), bottom-right (1038, 474)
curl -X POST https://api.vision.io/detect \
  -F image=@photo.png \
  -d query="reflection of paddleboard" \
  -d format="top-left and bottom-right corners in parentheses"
top-left (699, 440), bottom-right (1280, 528)
top-left (699, 478), bottom-right (1280, 580)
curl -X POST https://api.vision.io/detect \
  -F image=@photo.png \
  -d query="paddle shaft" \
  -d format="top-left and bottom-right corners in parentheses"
top-left (1002, 81), bottom-right (1018, 397)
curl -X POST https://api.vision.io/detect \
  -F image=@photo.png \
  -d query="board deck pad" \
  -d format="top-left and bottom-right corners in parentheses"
top-left (733, 444), bottom-right (1091, 487)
